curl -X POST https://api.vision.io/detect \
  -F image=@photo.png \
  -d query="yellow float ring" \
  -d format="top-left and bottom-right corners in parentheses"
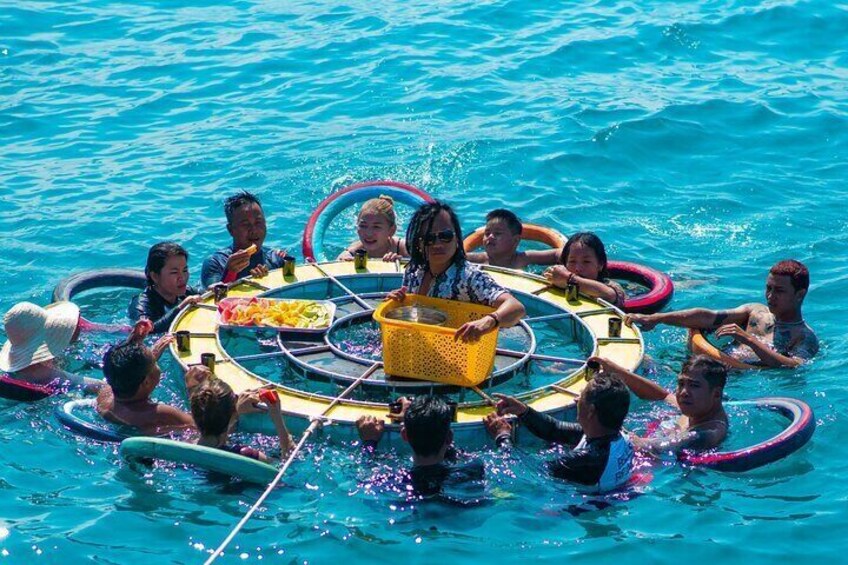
top-left (463, 223), bottom-right (566, 254)
top-left (169, 261), bottom-right (643, 444)
top-left (687, 329), bottom-right (760, 371)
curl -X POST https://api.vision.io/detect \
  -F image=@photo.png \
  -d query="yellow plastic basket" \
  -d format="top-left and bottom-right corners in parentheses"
top-left (373, 294), bottom-right (499, 387)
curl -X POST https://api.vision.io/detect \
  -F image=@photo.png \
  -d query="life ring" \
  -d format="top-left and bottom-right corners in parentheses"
top-left (0, 374), bottom-right (56, 401)
top-left (687, 329), bottom-right (759, 371)
top-left (52, 269), bottom-right (148, 333)
top-left (55, 398), bottom-right (131, 442)
top-left (679, 397), bottom-right (815, 472)
top-left (302, 180), bottom-right (436, 262)
top-left (120, 437), bottom-right (279, 485)
top-left (607, 261), bottom-right (674, 314)
top-left (463, 223), bottom-right (566, 252)
top-left (463, 224), bottom-right (674, 314)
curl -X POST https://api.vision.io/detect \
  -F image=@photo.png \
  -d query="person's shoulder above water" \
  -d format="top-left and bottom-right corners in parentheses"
top-left (409, 457), bottom-right (485, 497)
top-left (774, 319), bottom-right (819, 361)
top-left (548, 432), bottom-right (633, 492)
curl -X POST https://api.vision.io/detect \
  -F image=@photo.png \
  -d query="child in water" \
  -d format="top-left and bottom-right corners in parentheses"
top-left (544, 232), bottom-right (626, 308)
top-left (337, 195), bottom-right (408, 262)
top-left (466, 209), bottom-right (560, 270)
top-left (190, 378), bottom-right (293, 462)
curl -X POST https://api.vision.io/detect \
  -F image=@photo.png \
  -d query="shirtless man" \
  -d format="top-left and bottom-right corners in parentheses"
top-left (591, 354), bottom-right (728, 455)
top-left (626, 260), bottom-right (818, 368)
top-left (96, 320), bottom-right (208, 435)
top-left (466, 209), bottom-right (559, 270)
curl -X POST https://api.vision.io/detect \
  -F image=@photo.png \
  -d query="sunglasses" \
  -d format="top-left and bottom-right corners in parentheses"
top-left (423, 229), bottom-right (456, 246)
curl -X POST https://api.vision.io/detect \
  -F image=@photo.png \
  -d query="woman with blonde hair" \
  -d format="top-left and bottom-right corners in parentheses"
top-left (337, 195), bottom-right (408, 262)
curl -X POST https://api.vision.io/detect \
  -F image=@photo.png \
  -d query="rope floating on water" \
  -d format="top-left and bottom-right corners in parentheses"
top-left (203, 361), bottom-right (382, 565)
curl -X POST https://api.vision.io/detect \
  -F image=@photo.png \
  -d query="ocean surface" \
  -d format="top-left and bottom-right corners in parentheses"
top-left (2, 0), bottom-right (847, 563)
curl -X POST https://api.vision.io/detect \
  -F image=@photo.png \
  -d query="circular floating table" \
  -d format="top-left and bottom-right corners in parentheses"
top-left (169, 261), bottom-right (644, 446)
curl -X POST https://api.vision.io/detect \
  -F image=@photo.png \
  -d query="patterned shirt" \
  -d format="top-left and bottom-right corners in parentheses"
top-left (401, 260), bottom-right (507, 306)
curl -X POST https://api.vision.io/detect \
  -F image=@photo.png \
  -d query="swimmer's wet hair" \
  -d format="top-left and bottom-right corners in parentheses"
top-left (584, 374), bottom-right (630, 430)
top-left (770, 259), bottom-right (810, 293)
top-left (359, 195), bottom-right (396, 226)
top-left (682, 355), bottom-right (728, 390)
top-left (103, 342), bottom-right (155, 399)
top-left (486, 209), bottom-right (522, 236)
top-left (224, 191), bottom-right (262, 225)
top-left (561, 232), bottom-right (609, 280)
top-left (145, 242), bottom-right (189, 286)
top-left (190, 378), bottom-right (236, 437)
top-left (405, 200), bottom-right (465, 268)
top-left (403, 395), bottom-right (452, 457)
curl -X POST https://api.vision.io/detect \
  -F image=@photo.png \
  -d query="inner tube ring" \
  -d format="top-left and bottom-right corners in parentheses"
top-left (301, 180), bottom-right (435, 262)
top-left (52, 269), bottom-right (148, 333)
top-left (687, 329), bottom-right (760, 371)
top-left (463, 223), bottom-right (566, 252)
top-left (0, 374), bottom-right (56, 401)
top-left (606, 261), bottom-right (674, 314)
top-left (679, 397), bottom-right (815, 472)
top-left (55, 398), bottom-right (130, 443)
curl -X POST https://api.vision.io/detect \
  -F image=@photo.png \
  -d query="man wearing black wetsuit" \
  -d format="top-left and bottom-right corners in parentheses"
top-left (485, 374), bottom-right (634, 493)
top-left (357, 395), bottom-right (484, 499)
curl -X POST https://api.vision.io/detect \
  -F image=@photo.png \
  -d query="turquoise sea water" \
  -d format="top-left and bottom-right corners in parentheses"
top-left (2, 0), bottom-right (847, 562)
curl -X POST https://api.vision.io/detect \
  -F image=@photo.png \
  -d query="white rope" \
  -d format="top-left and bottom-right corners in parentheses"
top-left (203, 361), bottom-right (382, 565)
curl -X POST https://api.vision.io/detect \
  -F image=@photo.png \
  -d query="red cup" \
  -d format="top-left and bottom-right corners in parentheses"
top-left (259, 389), bottom-right (279, 405)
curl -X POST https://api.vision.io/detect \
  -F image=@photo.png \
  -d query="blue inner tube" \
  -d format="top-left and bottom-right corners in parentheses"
top-left (55, 398), bottom-right (139, 443)
top-left (52, 269), bottom-right (148, 333)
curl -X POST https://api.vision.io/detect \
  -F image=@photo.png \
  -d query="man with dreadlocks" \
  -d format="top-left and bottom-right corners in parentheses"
top-left (386, 200), bottom-right (525, 342)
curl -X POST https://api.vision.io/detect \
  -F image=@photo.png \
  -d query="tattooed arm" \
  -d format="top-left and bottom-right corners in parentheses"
top-left (626, 304), bottom-right (756, 332)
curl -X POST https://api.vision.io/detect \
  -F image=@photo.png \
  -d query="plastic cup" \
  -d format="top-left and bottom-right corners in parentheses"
top-left (200, 353), bottom-right (216, 373)
top-left (354, 249), bottom-right (368, 270)
top-left (176, 331), bottom-right (191, 352)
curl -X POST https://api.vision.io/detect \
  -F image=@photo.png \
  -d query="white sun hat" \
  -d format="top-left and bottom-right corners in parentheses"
top-left (0, 301), bottom-right (80, 373)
